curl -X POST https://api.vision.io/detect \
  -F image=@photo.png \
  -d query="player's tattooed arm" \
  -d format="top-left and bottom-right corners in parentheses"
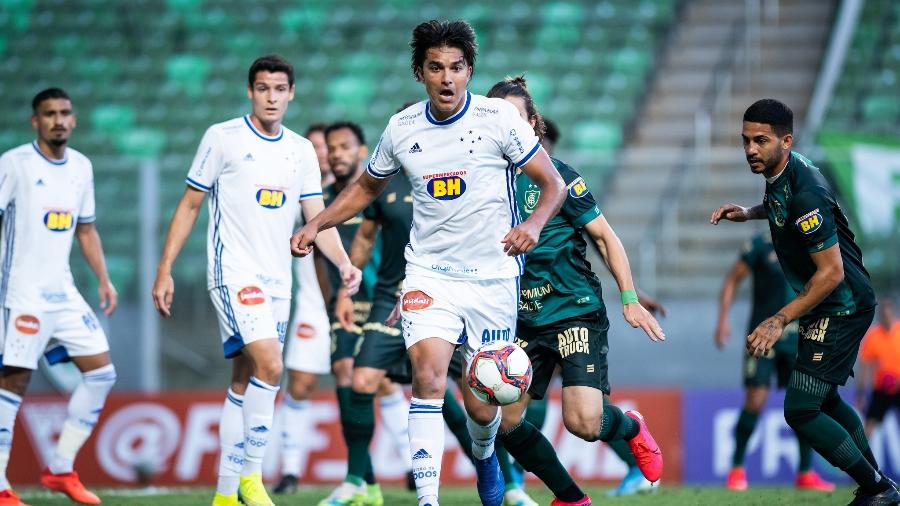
top-left (709, 203), bottom-right (765, 224)
top-left (747, 314), bottom-right (785, 357)
top-left (770, 244), bottom-right (843, 324)
top-left (349, 218), bottom-right (379, 269)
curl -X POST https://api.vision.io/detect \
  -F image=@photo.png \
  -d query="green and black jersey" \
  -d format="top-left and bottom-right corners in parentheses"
top-left (763, 151), bottom-right (875, 317)
top-left (515, 157), bottom-right (604, 327)
top-left (363, 174), bottom-right (413, 303)
top-left (740, 232), bottom-right (795, 331)
top-left (323, 183), bottom-right (375, 309)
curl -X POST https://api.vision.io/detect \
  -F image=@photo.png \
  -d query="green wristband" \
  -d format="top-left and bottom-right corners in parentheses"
top-left (621, 290), bottom-right (639, 305)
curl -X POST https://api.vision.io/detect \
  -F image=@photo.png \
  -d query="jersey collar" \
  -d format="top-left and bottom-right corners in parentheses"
top-left (31, 141), bottom-right (68, 165)
top-left (425, 91), bottom-right (471, 126)
top-left (244, 115), bottom-right (283, 142)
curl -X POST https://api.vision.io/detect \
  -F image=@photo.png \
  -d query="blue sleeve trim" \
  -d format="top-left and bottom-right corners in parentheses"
top-left (186, 177), bottom-right (211, 192)
top-left (366, 163), bottom-right (401, 179)
top-left (298, 192), bottom-right (322, 202)
top-left (513, 141), bottom-right (543, 168)
top-left (77, 215), bottom-right (96, 223)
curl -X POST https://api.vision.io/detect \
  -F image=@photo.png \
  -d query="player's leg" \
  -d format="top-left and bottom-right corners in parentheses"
top-left (0, 364), bottom-right (31, 505)
top-left (507, 394), bottom-right (548, 490)
top-left (863, 390), bottom-right (889, 438)
top-left (376, 377), bottom-right (412, 476)
top-left (727, 383), bottom-right (768, 491)
top-left (444, 353), bottom-right (475, 465)
top-left (215, 357), bottom-right (250, 504)
top-left (604, 392), bottom-right (654, 497)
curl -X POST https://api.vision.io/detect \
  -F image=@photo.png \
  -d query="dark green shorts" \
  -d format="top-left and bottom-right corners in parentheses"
top-left (447, 348), bottom-right (465, 381)
top-left (516, 310), bottom-right (610, 400)
top-left (795, 309), bottom-right (874, 385)
top-left (744, 324), bottom-right (798, 388)
top-left (353, 298), bottom-right (412, 383)
top-left (330, 300), bottom-right (371, 363)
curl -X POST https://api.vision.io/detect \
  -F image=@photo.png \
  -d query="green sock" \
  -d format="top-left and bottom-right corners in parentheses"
top-left (732, 409), bottom-right (759, 468)
top-left (500, 420), bottom-right (584, 502)
top-left (442, 389), bottom-right (475, 464)
top-left (608, 438), bottom-right (637, 468)
top-left (797, 435), bottom-right (813, 472)
top-left (495, 440), bottom-right (516, 488)
top-left (338, 387), bottom-right (374, 483)
top-left (822, 390), bottom-right (880, 470)
top-left (595, 398), bottom-right (639, 442)
top-left (525, 397), bottom-right (548, 429)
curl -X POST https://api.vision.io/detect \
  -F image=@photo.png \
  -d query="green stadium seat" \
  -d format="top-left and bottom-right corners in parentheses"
top-left (327, 75), bottom-right (376, 111)
top-left (862, 94), bottom-right (900, 125)
top-left (115, 128), bottom-right (167, 159)
top-left (91, 105), bottom-right (136, 134)
top-left (572, 120), bottom-right (622, 151)
top-left (166, 54), bottom-right (210, 98)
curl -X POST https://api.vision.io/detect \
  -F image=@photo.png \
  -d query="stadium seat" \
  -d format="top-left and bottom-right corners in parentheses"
top-left (572, 120), bottom-right (622, 152)
top-left (165, 54), bottom-right (210, 98)
top-left (91, 105), bottom-right (136, 134)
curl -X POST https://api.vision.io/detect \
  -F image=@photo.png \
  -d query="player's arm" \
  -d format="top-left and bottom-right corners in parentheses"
top-left (75, 222), bottom-right (117, 316)
top-left (300, 196), bottom-right (362, 297)
top-left (349, 217), bottom-right (379, 269)
top-left (152, 187), bottom-right (205, 317)
top-left (715, 258), bottom-right (750, 349)
top-left (710, 203), bottom-right (766, 224)
top-left (584, 215), bottom-right (665, 342)
top-left (589, 235), bottom-right (666, 316)
top-left (503, 150), bottom-right (565, 256)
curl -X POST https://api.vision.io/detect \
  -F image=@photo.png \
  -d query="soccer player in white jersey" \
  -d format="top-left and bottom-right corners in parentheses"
top-left (0, 88), bottom-right (117, 506)
top-left (151, 55), bottom-right (361, 506)
top-left (291, 21), bottom-right (566, 506)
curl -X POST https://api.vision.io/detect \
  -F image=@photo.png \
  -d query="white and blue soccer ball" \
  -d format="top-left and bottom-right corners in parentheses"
top-left (467, 341), bottom-right (533, 406)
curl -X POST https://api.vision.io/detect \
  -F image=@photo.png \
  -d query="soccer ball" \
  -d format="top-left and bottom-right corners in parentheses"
top-left (467, 342), bottom-right (532, 406)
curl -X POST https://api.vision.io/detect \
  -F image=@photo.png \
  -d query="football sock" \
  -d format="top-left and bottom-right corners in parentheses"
top-left (0, 389), bottom-right (22, 490)
top-left (379, 388), bottom-right (413, 470)
top-left (594, 398), bottom-right (639, 442)
top-left (241, 377), bottom-right (279, 477)
top-left (524, 396), bottom-right (548, 429)
top-left (50, 364), bottom-right (116, 474)
top-left (500, 419), bottom-right (584, 502)
top-left (442, 389), bottom-right (475, 464)
top-left (280, 395), bottom-right (309, 477)
top-left (784, 371), bottom-right (884, 491)
top-left (732, 409), bottom-right (759, 468)
top-left (466, 408), bottom-right (500, 460)
top-left (797, 436), bottom-right (813, 473)
top-left (345, 390), bottom-right (376, 483)
top-left (217, 388), bottom-right (244, 495)
top-left (495, 440), bottom-right (516, 486)
top-left (409, 397), bottom-right (444, 501)
top-left (608, 438), bottom-right (638, 468)
top-left (822, 389), bottom-right (880, 469)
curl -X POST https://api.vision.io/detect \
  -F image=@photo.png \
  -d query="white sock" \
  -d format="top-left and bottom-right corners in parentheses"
top-left (0, 389), bottom-right (22, 490)
top-left (280, 395), bottom-right (309, 477)
top-left (466, 408), bottom-right (500, 460)
top-left (50, 364), bottom-right (116, 474)
top-left (379, 388), bottom-right (413, 469)
top-left (216, 388), bottom-right (244, 496)
top-left (409, 397), bottom-right (444, 501)
top-left (242, 376), bottom-right (279, 477)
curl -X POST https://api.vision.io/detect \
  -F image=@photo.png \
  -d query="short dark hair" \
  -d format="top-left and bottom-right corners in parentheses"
top-left (743, 99), bottom-right (793, 137)
top-left (410, 20), bottom-right (477, 80)
top-left (32, 87), bottom-right (71, 113)
top-left (543, 117), bottom-right (560, 145)
top-left (305, 123), bottom-right (328, 137)
top-left (248, 54), bottom-right (294, 87)
top-left (486, 75), bottom-right (546, 139)
top-left (325, 121), bottom-right (365, 146)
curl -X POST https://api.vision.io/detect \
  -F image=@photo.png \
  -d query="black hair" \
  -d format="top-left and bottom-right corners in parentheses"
top-left (743, 99), bottom-right (793, 137)
top-left (305, 123), bottom-right (328, 137)
top-left (325, 121), bottom-right (366, 146)
top-left (248, 54), bottom-right (294, 87)
top-left (543, 117), bottom-right (560, 145)
top-left (486, 75), bottom-right (546, 139)
top-left (410, 20), bottom-right (477, 80)
top-left (32, 87), bottom-right (71, 113)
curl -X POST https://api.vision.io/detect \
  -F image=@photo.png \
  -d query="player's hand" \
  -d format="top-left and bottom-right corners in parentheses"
top-left (385, 298), bottom-right (402, 327)
top-left (335, 291), bottom-right (355, 331)
top-left (638, 293), bottom-right (667, 317)
top-left (746, 314), bottom-right (785, 357)
top-left (290, 223), bottom-right (317, 257)
top-left (339, 262), bottom-right (362, 296)
top-left (714, 319), bottom-right (730, 350)
top-left (98, 278), bottom-right (118, 316)
top-left (624, 303), bottom-right (666, 342)
top-left (151, 270), bottom-right (175, 318)
top-left (502, 221), bottom-right (541, 256)
top-left (710, 203), bottom-right (750, 225)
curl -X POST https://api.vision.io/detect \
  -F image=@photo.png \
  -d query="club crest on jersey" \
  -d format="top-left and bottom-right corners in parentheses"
top-left (568, 177), bottom-right (588, 198)
top-left (237, 286), bottom-right (265, 305)
top-left (524, 189), bottom-right (540, 213)
top-left (426, 176), bottom-right (466, 200)
top-left (44, 210), bottom-right (73, 231)
top-left (15, 315), bottom-right (40, 335)
top-left (795, 209), bottom-right (823, 235)
top-left (402, 290), bottom-right (433, 311)
top-left (256, 189), bottom-right (285, 209)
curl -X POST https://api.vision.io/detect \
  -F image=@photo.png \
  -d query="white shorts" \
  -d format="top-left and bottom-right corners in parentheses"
top-left (283, 255), bottom-right (331, 374)
top-left (209, 284), bottom-right (290, 359)
top-left (400, 274), bottom-right (518, 365)
top-left (1, 297), bottom-right (109, 370)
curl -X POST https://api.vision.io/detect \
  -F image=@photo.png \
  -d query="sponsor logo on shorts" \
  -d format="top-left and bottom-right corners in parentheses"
top-left (795, 208), bottom-right (823, 235)
top-left (402, 290), bottom-right (433, 311)
top-left (43, 210), bottom-right (73, 231)
top-left (256, 188), bottom-right (285, 209)
top-left (568, 177), bottom-right (589, 198)
top-left (14, 315), bottom-right (40, 335)
top-left (801, 317), bottom-right (829, 343)
top-left (558, 327), bottom-right (590, 358)
top-left (481, 328), bottom-right (511, 344)
top-left (237, 286), bottom-right (265, 306)
top-left (296, 323), bottom-right (316, 339)
top-left (812, 352), bottom-right (824, 362)
top-left (587, 364), bottom-right (595, 373)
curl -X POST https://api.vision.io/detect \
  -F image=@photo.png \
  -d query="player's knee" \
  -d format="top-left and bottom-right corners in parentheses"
top-left (253, 358), bottom-right (283, 385)
top-left (411, 366), bottom-right (445, 399)
top-left (499, 409), bottom-right (524, 433)
top-left (564, 412), bottom-right (601, 441)
top-left (351, 372), bottom-right (380, 395)
top-left (0, 368), bottom-right (33, 396)
top-left (783, 394), bottom-right (821, 429)
top-left (287, 376), bottom-right (315, 400)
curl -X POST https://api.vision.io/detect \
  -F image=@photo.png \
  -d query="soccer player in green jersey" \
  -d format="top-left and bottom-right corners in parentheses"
top-left (715, 231), bottom-right (835, 492)
top-left (486, 76), bottom-right (665, 506)
top-left (711, 99), bottom-right (899, 505)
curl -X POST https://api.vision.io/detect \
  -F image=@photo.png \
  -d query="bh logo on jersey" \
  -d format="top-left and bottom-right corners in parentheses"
top-left (795, 209), bottom-right (823, 235)
top-left (427, 176), bottom-right (466, 201)
top-left (15, 315), bottom-right (40, 335)
top-left (256, 189), bottom-right (285, 209)
top-left (44, 210), bottom-right (73, 231)
top-left (237, 286), bottom-right (265, 306)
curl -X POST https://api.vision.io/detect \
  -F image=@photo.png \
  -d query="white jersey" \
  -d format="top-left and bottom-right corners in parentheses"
top-left (0, 142), bottom-right (95, 311)
top-left (367, 92), bottom-right (542, 280)
top-left (186, 115), bottom-right (322, 299)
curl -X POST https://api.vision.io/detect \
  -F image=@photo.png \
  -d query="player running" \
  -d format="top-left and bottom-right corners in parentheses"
top-left (711, 98), bottom-right (899, 505)
top-left (715, 231), bottom-right (835, 491)
top-left (0, 88), bottom-right (118, 506)
top-left (291, 20), bottom-right (566, 506)
top-left (151, 55), bottom-right (361, 506)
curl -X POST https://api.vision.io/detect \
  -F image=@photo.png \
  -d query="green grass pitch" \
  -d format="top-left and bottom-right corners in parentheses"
top-left (20, 485), bottom-right (854, 505)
